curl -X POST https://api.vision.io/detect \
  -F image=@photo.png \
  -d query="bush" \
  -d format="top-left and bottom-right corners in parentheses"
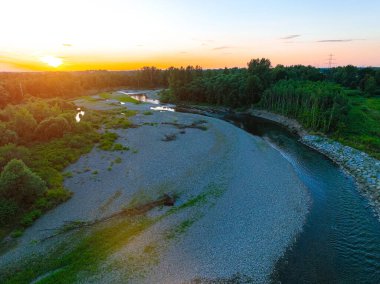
top-left (0, 159), bottom-right (47, 208)
top-left (0, 143), bottom-right (31, 171)
top-left (20, 209), bottom-right (42, 227)
top-left (98, 132), bottom-right (118, 151)
top-left (46, 188), bottom-right (72, 206)
top-left (0, 199), bottom-right (19, 226)
top-left (34, 116), bottom-right (71, 141)
top-left (11, 229), bottom-right (24, 238)
top-left (0, 123), bottom-right (19, 146)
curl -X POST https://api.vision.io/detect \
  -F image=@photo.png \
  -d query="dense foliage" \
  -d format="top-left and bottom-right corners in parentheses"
top-left (0, 68), bottom-right (168, 107)
top-left (260, 80), bottom-right (349, 133)
top-left (162, 59), bottom-right (380, 158)
top-left (0, 98), bottom-right (99, 232)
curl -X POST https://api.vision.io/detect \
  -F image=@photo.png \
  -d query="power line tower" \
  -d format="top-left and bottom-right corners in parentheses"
top-left (327, 54), bottom-right (336, 68)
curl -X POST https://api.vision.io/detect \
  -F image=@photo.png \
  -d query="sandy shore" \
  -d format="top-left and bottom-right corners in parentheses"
top-left (0, 92), bottom-right (310, 283)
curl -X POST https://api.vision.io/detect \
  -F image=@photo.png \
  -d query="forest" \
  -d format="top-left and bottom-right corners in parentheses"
top-left (160, 59), bottom-right (380, 158)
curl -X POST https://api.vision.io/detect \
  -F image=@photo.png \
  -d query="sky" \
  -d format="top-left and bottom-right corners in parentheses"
top-left (1, 0), bottom-right (379, 71)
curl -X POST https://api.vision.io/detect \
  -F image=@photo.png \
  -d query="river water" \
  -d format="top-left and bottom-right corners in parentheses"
top-left (225, 114), bottom-right (380, 283)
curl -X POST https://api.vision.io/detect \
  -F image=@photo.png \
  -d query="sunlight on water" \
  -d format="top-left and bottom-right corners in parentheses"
top-left (150, 106), bottom-right (175, 112)
top-left (118, 90), bottom-right (160, 104)
top-left (75, 110), bottom-right (85, 122)
top-left (130, 94), bottom-right (160, 104)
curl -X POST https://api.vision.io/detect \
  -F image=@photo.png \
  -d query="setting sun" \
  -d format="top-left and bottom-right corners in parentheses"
top-left (40, 55), bottom-right (63, 68)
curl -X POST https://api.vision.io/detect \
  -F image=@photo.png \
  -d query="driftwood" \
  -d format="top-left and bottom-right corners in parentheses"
top-left (40, 194), bottom-right (175, 241)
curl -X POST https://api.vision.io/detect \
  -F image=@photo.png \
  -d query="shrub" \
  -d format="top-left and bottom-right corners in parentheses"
top-left (45, 188), bottom-right (72, 205)
top-left (20, 209), bottom-right (42, 227)
top-left (0, 123), bottom-right (19, 146)
top-left (34, 197), bottom-right (51, 210)
top-left (0, 198), bottom-right (19, 226)
top-left (9, 106), bottom-right (38, 142)
top-left (0, 143), bottom-right (31, 171)
top-left (0, 159), bottom-right (47, 208)
top-left (11, 229), bottom-right (24, 238)
top-left (34, 116), bottom-right (71, 141)
top-left (98, 132), bottom-right (118, 151)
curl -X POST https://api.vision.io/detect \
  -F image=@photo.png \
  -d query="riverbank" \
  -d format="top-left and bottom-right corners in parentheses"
top-left (249, 108), bottom-right (380, 219)
top-left (0, 92), bottom-right (310, 283)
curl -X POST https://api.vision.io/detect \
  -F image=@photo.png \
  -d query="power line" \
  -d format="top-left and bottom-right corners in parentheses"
top-left (326, 54), bottom-right (336, 68)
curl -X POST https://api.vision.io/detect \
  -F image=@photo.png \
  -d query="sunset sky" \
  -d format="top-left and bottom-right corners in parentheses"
top-left (1, 0), bottom-right (379, 71)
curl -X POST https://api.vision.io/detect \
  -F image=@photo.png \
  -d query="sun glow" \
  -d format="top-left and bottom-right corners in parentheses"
top-left (40, 56), bottom-right (63, 68)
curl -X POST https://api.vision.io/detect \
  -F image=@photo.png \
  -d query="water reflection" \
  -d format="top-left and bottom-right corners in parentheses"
top-left (130, 94), bottom-right (160, 104)
top-left (227, 114), bottom-right (380, 283)
top-left (75, 110), bottom-right (85, 122)
top-left (118, 91), bottom-right (160, 104)
top-left (150, 106), bottom-right (175, 112)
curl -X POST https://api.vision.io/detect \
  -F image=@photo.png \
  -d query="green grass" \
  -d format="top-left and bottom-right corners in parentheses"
top-left (165, 217), bottom-right (199, 240)
top-left (0, 183), bottom-right (226, 282)
top-left (117, 96), bottom-right (141, 104)
top-left (0, 216), bottom-right (153, 284)
top-left (97, 92), bottom-right (141, 104)
top-left (334, 95), bottom-right (380, 159)
top-left (114, 157), bottom-right (122, 164)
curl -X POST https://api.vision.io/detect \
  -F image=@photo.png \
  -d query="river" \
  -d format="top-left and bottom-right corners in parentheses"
top-left (225, 113), bottom-right (380, 283)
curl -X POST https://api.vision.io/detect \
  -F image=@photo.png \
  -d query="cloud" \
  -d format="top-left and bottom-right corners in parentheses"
top-left (212, 46), bottom-right (233, 50)
top-left (317, 39), bottom-right (361, 43)
top-left (281, 34), bottom-right (301, 40)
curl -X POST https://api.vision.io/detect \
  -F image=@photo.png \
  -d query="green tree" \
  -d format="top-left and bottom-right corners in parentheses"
top-left (34, 116), bottom-right (71, 141)
top-left (0, 123), bottom-right (19, 146)
top-left (9, 107), bottom-right (37, 142)
top-left (0, 143), bottom-right (30, 170)
top-left (247, 58), bottom-right (272, 88)
top-left (246, 75), bottom-right (263, 104)
top-left (0, 159), bottom-right (46, 207)
top-left (364, 76), bottom-right (377, 96)
top-left (0, 85), bottom-right (10, 107)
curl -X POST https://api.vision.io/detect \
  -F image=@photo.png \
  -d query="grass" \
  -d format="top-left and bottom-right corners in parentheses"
top-left (97, 92), bottom-right (141, 104)
top-left (114, 157), bottom-right (122, 164)
top-left (0, 216), bottom-right (153, 284)
top-left (165, 217), bottom-right (199, 240)
top-left (0, 183), bottom-right (226, 282)
top-left (333, 95), bottom-right (380, 159)
top-left (167, 183), bottom-right (224, 215)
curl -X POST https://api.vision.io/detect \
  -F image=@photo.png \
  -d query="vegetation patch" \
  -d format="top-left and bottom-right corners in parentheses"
top-left (0, 98), bottom-right (99, 234)
top-left (0, 216), bottom-right (153, 284)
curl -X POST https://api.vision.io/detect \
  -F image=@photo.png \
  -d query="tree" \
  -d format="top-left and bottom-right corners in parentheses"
top-left (0, 85), bottom-right (10, 107)
top-left (0, 159), bottom-right (46, 207)
top-left (0, 143), bottom-right (31, 170)
top-left (247, 58), bottom-right (272, 89)
top-left (246, 75), bottom-right (263, 104)
top-left (34, 116), bottom-right (71, 141)
top-left (9, 107), bottom-right (37, 142)
top-left (363, 76), bottom-right (377, 96)
top-left (0, 123), bottom-right (19, 146)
